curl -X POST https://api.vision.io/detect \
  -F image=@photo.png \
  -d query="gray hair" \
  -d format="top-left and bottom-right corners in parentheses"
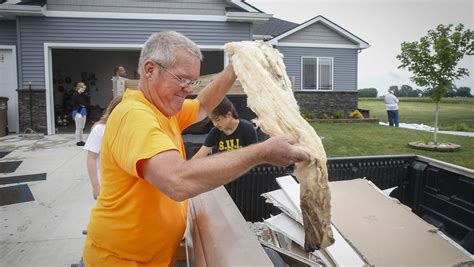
top-left (138, 31), bottom-right (202, 75)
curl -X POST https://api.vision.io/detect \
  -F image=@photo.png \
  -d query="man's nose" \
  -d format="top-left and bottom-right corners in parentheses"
top-left (182, 84), bottom-right (193, 94)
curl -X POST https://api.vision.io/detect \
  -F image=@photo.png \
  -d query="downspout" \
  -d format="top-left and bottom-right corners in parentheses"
top-left (15, 16), bottom-right (22, 88)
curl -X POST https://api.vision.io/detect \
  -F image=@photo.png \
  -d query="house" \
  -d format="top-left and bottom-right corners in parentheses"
top-left (255, 15), bottom-right (370, 118)
top-left (0, 0), bottom-right (368, 135)
top-left (0, 0), bottom-right (270, 135)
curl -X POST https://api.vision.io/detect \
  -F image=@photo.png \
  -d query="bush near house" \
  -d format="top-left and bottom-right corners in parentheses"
top-left (301, 111), bottom-right (315, 121)
top-left (349, 110), bottom-right (364, 119)
top-left (331, 111), bottom-right (344, 119)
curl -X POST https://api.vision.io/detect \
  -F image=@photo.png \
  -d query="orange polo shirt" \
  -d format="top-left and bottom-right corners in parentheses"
top-left (83, 89), bottom-right (199, 266)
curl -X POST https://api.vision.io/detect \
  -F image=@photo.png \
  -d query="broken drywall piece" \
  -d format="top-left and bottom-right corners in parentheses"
top-left (261, 189), bottom-right (303, 224)
top-left (329, 179), bottom-right (472, 266)
top-left (326, 225), bottom-right (365, 266)
top-left (264, 214), bottom-right (366, 267)
top-left (269, 176), bottom-right (366, 266)
top-left (275, 175), bottom-right (301, 214)
top-left (265, 213), bottom-right (305, 248)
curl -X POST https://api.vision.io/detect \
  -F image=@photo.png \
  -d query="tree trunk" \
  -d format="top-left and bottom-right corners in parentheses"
top-left (433, 101), bottom-right (439, 144)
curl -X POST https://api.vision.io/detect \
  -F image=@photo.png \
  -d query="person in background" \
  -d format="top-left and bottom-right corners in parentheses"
top-left (114, 65), bottom-right (127, 78)
top-left (112, 66), bottom-right (129, 97)
top-left (72, 82), bottom-right (88, 146)
top-left (83, 96), bottom-right (122, 199)
top-left (193, 97), bottom-right (257, 158)
top-left (81, 31), bottom-right (308, 266)
top-left (385, 89), bottom-right (400, 127)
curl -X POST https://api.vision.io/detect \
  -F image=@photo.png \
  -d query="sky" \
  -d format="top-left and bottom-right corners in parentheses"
top-left (247, 0), bottom-right (473, 95)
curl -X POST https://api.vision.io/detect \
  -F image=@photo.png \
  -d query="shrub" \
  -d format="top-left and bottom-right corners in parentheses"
top-left (331, 111), bottom-right (344, 119)
top-left (454, 123), bottom-right (471, 132)
top-left (349, 110), bottom-right (364, 119)
top-left (441, 123), bottom-right (473, 132)
top-left (301, 111), bottom-right (315, 121)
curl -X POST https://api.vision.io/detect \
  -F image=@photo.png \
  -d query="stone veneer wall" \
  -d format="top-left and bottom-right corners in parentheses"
top-left (17, 89), bottom-right (47, 133)
top-left (294, 91), bottom-right (358, 118)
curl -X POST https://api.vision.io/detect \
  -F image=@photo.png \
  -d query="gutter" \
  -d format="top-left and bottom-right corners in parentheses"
top-left (0, 4), bottom-right (45, 18)
top-left (226, 11), bottom-right (272, 26)
top-left (253, 34), bottom-right (273, 41)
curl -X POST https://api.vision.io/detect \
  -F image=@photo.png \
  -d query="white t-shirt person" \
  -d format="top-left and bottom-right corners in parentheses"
top-left (384, 90), bottom-right (400, 127)
top-left (84, 123), bottom-right (106, 199)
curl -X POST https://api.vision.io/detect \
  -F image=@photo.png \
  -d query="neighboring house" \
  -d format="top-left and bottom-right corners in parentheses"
top-left (0, 0), bottom-right (270, 135)
top-left (255, 15), bottom-right (370, 117)
top-left (0, 0), bottom-right (368, 135)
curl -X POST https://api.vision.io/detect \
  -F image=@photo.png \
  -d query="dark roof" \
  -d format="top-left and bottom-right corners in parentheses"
top-left (0, 0), bottom-right (46, 6)
top-left (253, 17), bottom-right (298, 37)
top-left (17, 0), bottom-right (46, 5)
top-left (241, 0), bottom-right (264, 13)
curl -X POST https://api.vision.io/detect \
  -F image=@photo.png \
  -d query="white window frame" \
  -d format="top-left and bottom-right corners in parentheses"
top-left (300, 56), bottom-right (334, 91)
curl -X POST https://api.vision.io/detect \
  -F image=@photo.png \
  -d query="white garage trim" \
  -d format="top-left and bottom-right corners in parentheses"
top-left (0, 45), bottom-right (19, 133)
top-left (44, 10), bottom-right (227, 22)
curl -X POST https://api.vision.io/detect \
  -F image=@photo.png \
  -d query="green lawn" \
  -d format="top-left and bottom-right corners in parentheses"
top-left (358, 98), bottom-right (474, 130)
top-left (312, 123), bottom-right (474, 169)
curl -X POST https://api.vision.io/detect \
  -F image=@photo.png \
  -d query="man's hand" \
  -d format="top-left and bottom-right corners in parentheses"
top-left (259, 136), bottom-right (310, 167)
top-left (92, 184), bottom-right (100, 200)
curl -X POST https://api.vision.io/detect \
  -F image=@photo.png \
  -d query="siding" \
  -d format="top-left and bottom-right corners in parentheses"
top-left (18, 17), bottom-right (251, 88)
top-left (276, 46), bottom-right (357, 91)
top-left (46, 0), bottom-right (230, 15)
top-left (280, 22), bottom-right (357, 45)
top-left (0, 20), bottom-right (17, 46)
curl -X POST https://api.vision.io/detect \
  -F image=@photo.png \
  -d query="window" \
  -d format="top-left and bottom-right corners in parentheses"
top-left (301, 57), bottom-right (333, 91)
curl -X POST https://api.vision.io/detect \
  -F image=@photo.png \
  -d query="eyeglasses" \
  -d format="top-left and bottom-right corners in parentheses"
top-left (154, 61), bottom-right (201, 87)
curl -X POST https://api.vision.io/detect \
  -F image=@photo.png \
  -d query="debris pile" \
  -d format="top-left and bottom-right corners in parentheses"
top-left (253, 175), bottom-right (366, 266)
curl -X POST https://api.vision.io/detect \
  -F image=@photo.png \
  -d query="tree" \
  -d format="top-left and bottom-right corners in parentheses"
top-left (358, 88), bottom-right (378, 97)
top-left (414, 89), bottom-right (423, 97)
top-left (445, 84), bottom-right (457, 97)
top-left (456, 87), bottom-right (472, 97)
top-left (389, 85), bottom-right (399, 96)
top-left (399, 84), bottom-right (415, 97)
top-left (397, 23), bottom-right (474, 143)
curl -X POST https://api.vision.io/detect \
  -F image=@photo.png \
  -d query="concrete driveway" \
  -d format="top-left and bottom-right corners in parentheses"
top-left (0, 134), bottom-right (94, 266)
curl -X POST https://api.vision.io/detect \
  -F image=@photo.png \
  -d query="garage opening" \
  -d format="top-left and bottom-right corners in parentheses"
top-left (51, 49), bottom-right (224, 133)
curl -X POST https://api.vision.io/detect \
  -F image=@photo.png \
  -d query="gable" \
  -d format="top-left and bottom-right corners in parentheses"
top-left (280, 21), bottom-right (357, 46)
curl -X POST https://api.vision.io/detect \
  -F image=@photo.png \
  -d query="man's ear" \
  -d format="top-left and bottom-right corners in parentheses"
top-left (144, 61), bottom-right (155, 78)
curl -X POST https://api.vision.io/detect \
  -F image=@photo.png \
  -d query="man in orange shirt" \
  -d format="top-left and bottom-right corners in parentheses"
top-left (82, 31), bottom-right (308, 266)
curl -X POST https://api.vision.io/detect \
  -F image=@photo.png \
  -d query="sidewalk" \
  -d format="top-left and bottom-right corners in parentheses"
top-left (379, 122), bottom-right (474, 137)
top-left (0, 134), bottom-right (94, 267)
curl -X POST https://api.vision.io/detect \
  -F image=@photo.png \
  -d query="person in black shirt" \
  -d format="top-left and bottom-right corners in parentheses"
top-left (72, 82), bottom-right (88, 146)
top-left (193, 97), bottom-right (257, 158)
